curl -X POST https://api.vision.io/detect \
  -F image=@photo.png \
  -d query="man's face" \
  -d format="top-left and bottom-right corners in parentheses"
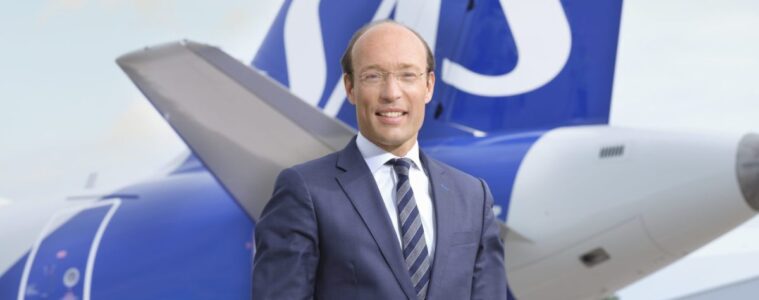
top-left (344, 23), bottom-right (435, 155)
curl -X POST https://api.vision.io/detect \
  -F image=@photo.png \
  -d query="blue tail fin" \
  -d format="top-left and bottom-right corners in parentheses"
top-left (252, 0), bottom-right (623, 137)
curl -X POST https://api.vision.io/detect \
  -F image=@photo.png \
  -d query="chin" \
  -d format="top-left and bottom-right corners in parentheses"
top-left (381, 136), bottom-right (414, 149)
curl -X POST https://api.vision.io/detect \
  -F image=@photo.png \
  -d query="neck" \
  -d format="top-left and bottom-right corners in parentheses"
top-left (361, 133), bottom-right (417, 157)
top-left (380, 142), bottom-right (414, 157)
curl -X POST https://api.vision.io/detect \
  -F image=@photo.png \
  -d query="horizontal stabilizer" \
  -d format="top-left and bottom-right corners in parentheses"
top-left (117, 41), bottom-right (355, 220)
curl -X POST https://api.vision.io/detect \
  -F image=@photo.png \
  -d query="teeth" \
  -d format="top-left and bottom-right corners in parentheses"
top-left (379, 112), bottom-right (403, 117)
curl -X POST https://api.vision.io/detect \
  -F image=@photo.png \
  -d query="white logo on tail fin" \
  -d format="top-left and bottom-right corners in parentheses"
top-left (285, 0), bottom-right (327, 107)
top-left (441, 0), bottom-right (571, 97)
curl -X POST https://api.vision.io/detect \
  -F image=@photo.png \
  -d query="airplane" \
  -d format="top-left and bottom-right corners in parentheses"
top-left (2, 0), bottom-right (758, 299)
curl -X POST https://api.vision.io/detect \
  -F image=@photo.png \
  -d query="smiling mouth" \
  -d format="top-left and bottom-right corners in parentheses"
top-left (376, 111), bottom-right (407, 117)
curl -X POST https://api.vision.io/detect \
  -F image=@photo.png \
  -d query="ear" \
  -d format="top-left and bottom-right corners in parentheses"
top-left (424, 71), bottom-right (435, 104)
top-left (343, 73), bottom-right (356, 105)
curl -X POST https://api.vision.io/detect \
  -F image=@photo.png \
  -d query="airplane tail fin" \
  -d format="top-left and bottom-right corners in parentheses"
top-left (252, 0), bottom-right (623, 138)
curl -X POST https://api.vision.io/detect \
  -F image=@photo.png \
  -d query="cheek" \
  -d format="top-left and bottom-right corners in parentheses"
top-left (355, 92), bottom-right (377, 116)
top-left (358, 102), bottom-right (373, 117)
top-left (411, 94), bottom-right (428, 122)
top-left (354, 100), bottom-right (374, 123)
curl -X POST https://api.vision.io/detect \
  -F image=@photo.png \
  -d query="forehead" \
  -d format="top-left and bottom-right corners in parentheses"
top-left (351, 23), bottom-right (428, 71)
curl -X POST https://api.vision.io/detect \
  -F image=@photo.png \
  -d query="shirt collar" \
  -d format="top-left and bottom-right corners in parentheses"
top-left (356, 132), bottom-right (422, 174)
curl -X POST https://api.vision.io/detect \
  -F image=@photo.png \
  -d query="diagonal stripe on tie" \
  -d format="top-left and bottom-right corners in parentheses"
top-left (390, 158), bottom-right (431, 300)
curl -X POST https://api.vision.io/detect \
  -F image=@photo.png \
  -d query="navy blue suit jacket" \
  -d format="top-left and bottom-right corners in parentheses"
top-left (252, 138), bottom-right (507, 299)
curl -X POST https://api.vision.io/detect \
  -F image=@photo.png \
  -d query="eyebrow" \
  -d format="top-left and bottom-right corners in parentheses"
top-left (358, 65), bottom-right (384, 73)
top-left (358, 63), bottom-right (421, 73)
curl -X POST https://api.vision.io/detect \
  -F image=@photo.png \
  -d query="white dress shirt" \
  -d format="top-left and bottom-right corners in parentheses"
top-left (356, 133), bottom-right (436, 257)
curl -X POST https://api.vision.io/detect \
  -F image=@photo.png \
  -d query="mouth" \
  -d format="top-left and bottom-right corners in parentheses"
top-left (376, 111), bottom-right (407, 117)
top-left (375, 110), bottom-right (408, 124)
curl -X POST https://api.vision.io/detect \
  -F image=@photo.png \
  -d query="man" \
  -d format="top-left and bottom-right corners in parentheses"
top-left (252, 20), bottom-right (507, 300)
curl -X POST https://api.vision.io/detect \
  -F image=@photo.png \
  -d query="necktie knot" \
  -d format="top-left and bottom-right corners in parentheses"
top-left (390, 157), bottom-right (413, 176)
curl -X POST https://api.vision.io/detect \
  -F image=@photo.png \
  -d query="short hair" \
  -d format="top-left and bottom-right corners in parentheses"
top-left (340, 20), bottom-right (435, 83)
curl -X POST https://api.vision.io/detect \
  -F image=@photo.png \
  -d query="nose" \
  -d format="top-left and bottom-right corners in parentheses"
top-left (379, 75), bottom-right (403, 102)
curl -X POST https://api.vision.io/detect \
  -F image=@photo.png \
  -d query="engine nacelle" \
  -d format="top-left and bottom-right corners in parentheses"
top-left (505, 126), bottom-right (758, 300)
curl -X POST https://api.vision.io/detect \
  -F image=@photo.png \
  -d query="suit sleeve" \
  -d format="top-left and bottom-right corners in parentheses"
top-left (252, 167), bottom-right (319, 300)
top-left (471, 178), bottom-right (508, 300)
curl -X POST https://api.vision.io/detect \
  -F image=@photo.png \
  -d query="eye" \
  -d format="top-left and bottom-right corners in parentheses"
top-left (360, 72), bottom-right (383, 83)
top-left (398, 72), bottom-right (419, 82)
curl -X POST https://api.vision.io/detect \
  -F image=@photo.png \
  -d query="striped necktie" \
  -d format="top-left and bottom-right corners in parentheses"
top-left (391, 158), bottom-right (431, 300)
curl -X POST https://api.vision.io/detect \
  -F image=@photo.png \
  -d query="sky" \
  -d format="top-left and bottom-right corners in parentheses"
top-left (0, 1), bottom-right (283, 202)
top-left (612, 0), bottom-right (759, 134)
top-left (1, 0), bottom-right (759, 299)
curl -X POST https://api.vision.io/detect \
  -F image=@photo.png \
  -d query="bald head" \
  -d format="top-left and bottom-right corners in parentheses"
top-left (340, 20), bottom-right (435, 83)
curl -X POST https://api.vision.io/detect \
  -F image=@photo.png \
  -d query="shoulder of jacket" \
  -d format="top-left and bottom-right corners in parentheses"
top-left (287, 151), bottom-right (340, 178)
top-left (425, 155), bottom-right (480, 184)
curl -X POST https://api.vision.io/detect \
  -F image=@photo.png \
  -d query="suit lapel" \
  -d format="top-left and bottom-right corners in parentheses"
top-left (335, 139), bottom-right (416, 299)
top-left (421, 152), bottom-right (456, 298)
